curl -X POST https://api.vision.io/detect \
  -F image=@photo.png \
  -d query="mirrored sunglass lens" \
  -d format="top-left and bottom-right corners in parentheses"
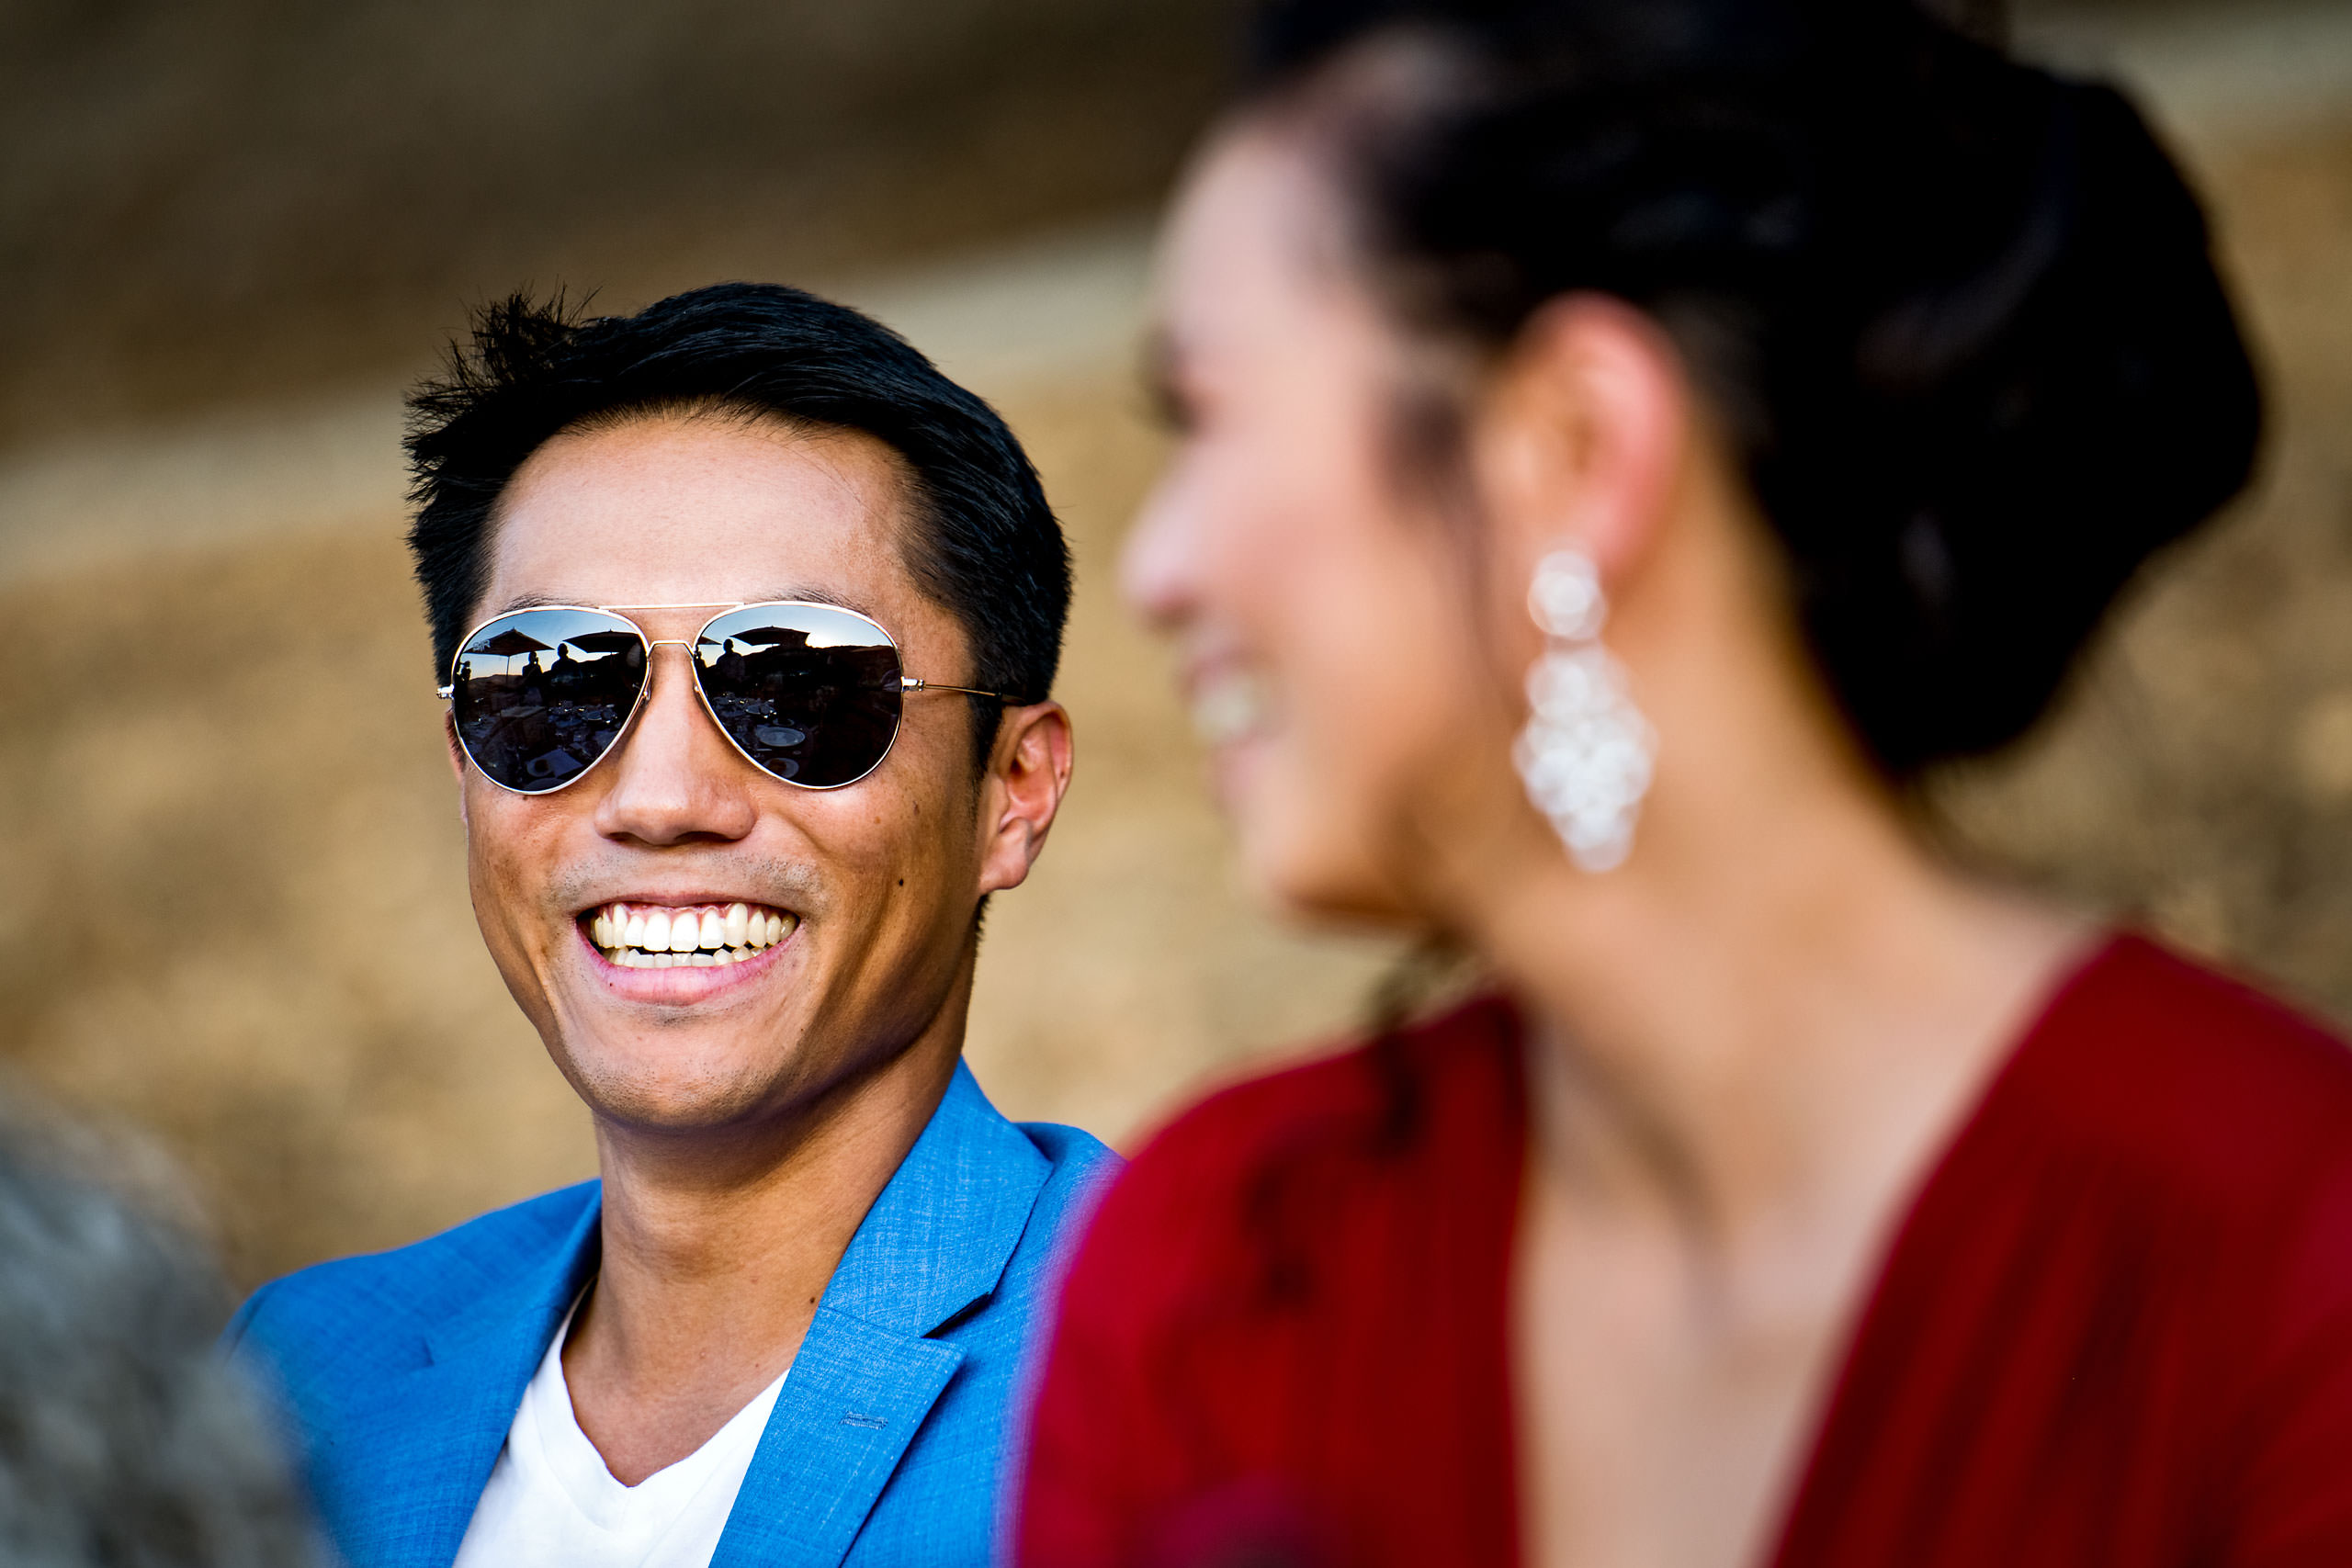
top-left (450, 609), bottom-right (645, 792)
top-left (694, 604), bottom-right (903, 787)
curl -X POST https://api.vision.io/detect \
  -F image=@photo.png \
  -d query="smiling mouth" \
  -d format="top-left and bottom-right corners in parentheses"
top-left (584, 901), bottom-right (798, 969)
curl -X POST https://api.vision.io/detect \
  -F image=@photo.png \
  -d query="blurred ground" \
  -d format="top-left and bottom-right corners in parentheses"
top-left (0, 0), bottom-right (1238, 444)
top-left (0, 0), bottom-right (2347, 1286)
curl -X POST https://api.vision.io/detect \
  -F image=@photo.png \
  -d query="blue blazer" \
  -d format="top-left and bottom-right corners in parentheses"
top-left (231, 1063), bottom-right (1116, 1568)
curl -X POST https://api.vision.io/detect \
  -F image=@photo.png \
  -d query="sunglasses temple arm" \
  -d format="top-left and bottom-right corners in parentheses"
top-left (900, 678), bottom-right (1013, 700)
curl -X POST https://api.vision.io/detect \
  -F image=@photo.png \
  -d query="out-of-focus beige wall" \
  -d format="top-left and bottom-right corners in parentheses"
top-left (0, 0), bottom-right (2347, 1288)
top-left (0, 0), bottom-right (1240, 444)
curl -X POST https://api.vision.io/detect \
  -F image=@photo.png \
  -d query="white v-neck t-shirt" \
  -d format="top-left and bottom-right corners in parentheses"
top-left (452, 1307), bottom-right (787, 1568)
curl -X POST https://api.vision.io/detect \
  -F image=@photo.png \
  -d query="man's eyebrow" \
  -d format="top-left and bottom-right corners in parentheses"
top-left (751, 585), bottom-right (872, 616)
top-left (485, 587), bottom-right (878, 617)
top-left (489, 592), bottom-right (590, 615)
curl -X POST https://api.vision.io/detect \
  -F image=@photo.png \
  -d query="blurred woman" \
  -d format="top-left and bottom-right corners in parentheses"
top-left (1018, 1), bottom-right (2352, 1564)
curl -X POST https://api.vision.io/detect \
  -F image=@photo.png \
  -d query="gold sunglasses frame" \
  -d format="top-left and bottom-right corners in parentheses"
top-left (438, 599), bottom-right (1008, 795)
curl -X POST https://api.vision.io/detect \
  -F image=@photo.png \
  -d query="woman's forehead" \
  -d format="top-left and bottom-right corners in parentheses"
top-left (1158, 135), bottom-right (1376, 365)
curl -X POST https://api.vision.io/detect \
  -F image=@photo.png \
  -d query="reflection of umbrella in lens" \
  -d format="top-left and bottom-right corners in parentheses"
top-left (472, 627), bottom-right (553, 658)
top-left (560, 630), bottom-right (642, 658)
top-left (724, 626), bottom-right (813, 650)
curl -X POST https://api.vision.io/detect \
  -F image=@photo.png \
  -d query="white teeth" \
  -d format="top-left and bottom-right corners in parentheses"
top-left (594, 903), bottom-right (791, 969)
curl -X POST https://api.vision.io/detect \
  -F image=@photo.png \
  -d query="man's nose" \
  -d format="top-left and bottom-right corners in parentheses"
top-left (592, 645), bottom-right (761, 846)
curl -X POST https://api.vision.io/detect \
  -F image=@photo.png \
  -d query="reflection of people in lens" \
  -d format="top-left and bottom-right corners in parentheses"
top-left (711, 624), bottom-right (900, 783)
top-left (234, 285), bottom-right (1102, 1568)
top-left (454, 621), bottom-right (648, 789)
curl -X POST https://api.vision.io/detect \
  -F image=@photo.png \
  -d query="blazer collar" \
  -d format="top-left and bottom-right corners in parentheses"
top-left (712, 1060), bottom-right (1052, 1568)
top-left (818, 1057), bottom-right (1051, 1336)
top-left (335, 1189), bottom-right (602, 1568)
top-left (337, 1062), bottom-right (1046, 1568)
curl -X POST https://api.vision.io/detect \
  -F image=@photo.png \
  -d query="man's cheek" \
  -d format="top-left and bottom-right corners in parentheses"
top-left (467, 840), bottom-right (543, 962)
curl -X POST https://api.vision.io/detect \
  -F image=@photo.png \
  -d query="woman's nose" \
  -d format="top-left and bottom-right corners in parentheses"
top-left (1121, 465), bottom-right (1204, 633)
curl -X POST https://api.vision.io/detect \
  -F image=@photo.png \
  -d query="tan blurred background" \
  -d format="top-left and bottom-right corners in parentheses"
top-left (0, 0), bottom-right (2346, 1288)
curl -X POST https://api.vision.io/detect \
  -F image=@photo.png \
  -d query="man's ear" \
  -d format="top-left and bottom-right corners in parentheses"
top-left (444, 708), bottom-right (472, 831)
top-left (974, 701), bottom-right (1074, 898)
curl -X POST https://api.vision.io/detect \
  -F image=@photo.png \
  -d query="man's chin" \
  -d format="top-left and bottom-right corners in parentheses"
top-left (559, 1052), bottom-right (804, 1140)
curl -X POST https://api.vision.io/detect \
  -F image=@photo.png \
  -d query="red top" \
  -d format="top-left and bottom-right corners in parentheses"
top-left (1018, 935), bottom-right (2352, 1567)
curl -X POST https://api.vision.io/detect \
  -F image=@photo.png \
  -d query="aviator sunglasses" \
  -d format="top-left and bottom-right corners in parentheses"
top-left (439, 600), bottom-right (1007, 795)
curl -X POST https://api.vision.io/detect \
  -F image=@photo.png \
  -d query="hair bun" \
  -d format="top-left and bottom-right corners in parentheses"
top-left (1792, 72), bottom-right (2261, 773)
top-left (1250, 0), bottom-right (2264, 776)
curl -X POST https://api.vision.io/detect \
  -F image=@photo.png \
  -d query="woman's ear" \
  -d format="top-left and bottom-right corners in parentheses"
top-left (1471, 293), bottom-right (1692, 597)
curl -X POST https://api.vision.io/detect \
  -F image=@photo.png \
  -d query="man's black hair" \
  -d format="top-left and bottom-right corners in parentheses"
top-left (404, 284), bottom-right (1071, 763)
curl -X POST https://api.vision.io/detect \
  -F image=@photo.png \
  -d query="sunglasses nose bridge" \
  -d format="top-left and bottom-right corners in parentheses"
top-left (605, 644), bottom-right (745, 784)
top-left (639, 639), bottom-right (736, 757)
top-left (639, 638), bottom-right (707, 712)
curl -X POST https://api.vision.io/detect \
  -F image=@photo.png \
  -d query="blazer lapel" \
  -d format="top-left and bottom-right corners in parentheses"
top-left (707, 1312), bottom-right (966, 1568)
top-left (330, 1193), bottom-right (601, 1568)
top-left (712, 1063), bottom-right (1051, 1568)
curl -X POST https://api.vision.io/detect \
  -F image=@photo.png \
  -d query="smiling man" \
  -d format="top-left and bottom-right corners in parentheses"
top-left (229, 285), bottom-right (1113, 1568)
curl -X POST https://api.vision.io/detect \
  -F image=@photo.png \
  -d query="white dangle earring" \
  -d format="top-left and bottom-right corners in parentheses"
top-left (1511, 547), bottom-right (1656, 873)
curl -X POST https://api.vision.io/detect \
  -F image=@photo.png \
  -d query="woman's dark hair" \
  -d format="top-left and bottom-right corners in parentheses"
top-left (1244, 0), bottom-right (2261, 776)
top-left (405, 285), bottom-right (1071, 760)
